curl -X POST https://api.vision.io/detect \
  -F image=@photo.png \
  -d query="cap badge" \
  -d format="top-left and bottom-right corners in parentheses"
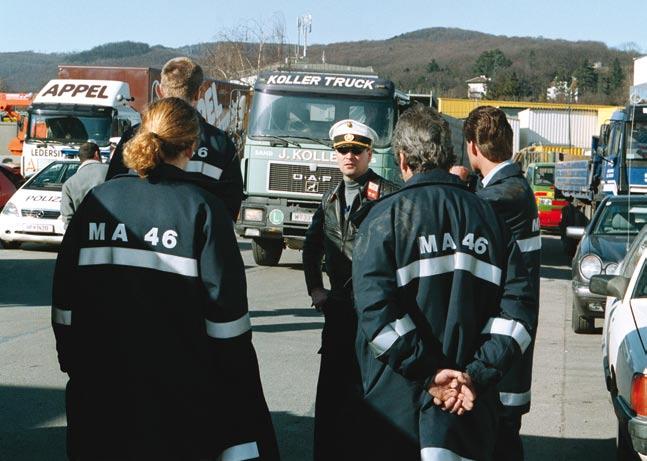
top-left (346, 121), bottom-right (353, 128)
top-left (344, 133), bottom-right (354, 142)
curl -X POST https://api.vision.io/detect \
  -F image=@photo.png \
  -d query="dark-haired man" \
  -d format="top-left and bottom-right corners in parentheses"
top-left (60, 142), bottom-right (107, 226)
top-left (352, 104), bottom-right (535, 460)
top-left (463, 105), bottom-right (541, 461)
top-left (106, 57), bottom-right (243, 219)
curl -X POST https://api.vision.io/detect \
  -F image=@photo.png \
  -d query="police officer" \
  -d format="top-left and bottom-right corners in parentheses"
top-left (106, 56), bottom-right (243, 220)
top-left (463, 106), bottom-right (541, 461)
top-left (352, 105), bottom-right (536, 460)
top-left (302, 119), bottom-right (398, 461)
top-left (52, 98), bottom-right (279, 461)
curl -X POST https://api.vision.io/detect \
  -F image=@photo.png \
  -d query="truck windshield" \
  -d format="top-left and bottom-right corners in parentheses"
top-left (28, 112), bottom-right (112, 146)
top-left (248, 92), bottom-right (395, 148)
top-left (626, 121), bottom-right (647, 160)
top-left (533, 166), bottom-right (554, 186)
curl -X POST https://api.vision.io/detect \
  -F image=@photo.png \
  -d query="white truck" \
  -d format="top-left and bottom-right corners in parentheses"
top-left (20, 79), bottom-right (140, 176)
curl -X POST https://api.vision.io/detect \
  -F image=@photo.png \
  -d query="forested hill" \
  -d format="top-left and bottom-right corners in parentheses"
top-left (0, 28), bottom-right (640, 105)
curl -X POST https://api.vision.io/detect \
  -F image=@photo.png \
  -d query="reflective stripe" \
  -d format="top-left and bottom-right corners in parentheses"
top-left (369, 314), bottom-right (416, 357)
top-left (500, 390), bottom-right (531, 406)
top-left (421, 447), bottom-right (475, 461)
top-left (517, 235), bottom-right (542, 253)
top-left (79, 247), bottom-right (198, 277)
top-left (396, 252), bottom-right (502, 287)
top-left (186, 160), bottom-right (223, 180)
top-left (218, 441), bottom-right (259, 461)
top-left (52, 308), bottom-right (71, 326)
top-left (482, 317), bottom-right (532, 353)
top-left (205, 313), bottom-right (252, 339)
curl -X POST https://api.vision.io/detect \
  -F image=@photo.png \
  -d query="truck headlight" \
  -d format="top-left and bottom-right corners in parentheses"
top-left (243, 208), bottom-right (264, 222)
top-left (580, 254), bottom-right (602, 280)
top-left (1, 202), bottom-right (19, 217)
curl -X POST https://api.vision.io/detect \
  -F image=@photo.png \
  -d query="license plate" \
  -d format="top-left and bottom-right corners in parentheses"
top-left (291, 212), bottom-right (313, 223)
top-left (21, 223), bottom-right (54, 233)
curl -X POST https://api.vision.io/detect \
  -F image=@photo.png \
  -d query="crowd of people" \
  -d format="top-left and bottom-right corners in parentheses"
top-left (51, 56), bottom-right (540, 461)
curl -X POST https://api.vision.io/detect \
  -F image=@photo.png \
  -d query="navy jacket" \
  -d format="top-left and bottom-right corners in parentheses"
top-left (478, 162), bottom-right (541, 416)
top-left (106, 115), bottom-right (243, 220)
top-left (52, 164), bottom-right (278, 460)
top-left (352, 169), bottom-right (535, 460)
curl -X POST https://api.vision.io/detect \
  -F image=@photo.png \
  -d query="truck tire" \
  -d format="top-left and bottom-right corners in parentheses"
top-left (571, 301), bottom-right (595, 334)
top-left (252, 238), bottom-right (283, 266)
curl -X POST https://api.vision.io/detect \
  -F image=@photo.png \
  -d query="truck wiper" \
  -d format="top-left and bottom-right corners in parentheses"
top-left (285, 136), bottom-right (332, 148)
top-left (253, 135), bottom-right (301, 148)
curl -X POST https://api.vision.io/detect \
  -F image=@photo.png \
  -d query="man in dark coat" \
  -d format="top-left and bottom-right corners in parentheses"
top-left (352, 105), bottom-right (536, 461)
top-left (106, 57), bottom-right (243, 219)
top-left (463, 106), bottom-right (541, 461)
top-left (302, 119), bottom-right (399, 460)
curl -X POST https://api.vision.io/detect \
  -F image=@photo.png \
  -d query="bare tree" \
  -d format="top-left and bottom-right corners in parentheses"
top-left (202, 12), bottom-right (287, 81)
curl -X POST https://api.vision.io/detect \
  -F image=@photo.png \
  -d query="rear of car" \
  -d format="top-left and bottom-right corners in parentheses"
top-left (526, 162), bottom-right (567, 230)
top-left (0, 160), bottom-right (79, 248)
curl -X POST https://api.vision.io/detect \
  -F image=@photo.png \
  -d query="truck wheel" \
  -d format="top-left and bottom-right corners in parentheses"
top-left (252, 238), bottom-right (283, 266)
top-left (572, 301), bottom-right (595, 334)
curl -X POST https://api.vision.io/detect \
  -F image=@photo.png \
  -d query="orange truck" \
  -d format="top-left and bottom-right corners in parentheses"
top-left (1, 93), bottom-right (33, 157)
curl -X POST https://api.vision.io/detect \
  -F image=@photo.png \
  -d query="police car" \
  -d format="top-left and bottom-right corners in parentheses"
top-left (0, 159), bottom-right (80, 248)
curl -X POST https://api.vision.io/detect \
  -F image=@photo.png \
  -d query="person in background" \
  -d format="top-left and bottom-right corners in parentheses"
top-left (52, 98), bottom-right (279, 461)
top-left (302, 119), bottom-right (398, 460)
top-left (106, 56), bottom-right (243, 220)
top-left (60, 142), bottom-right (107, 227)
top-left (352, 104), bottom-right (535, 460)
top-left (463, 106), bottom-right (541, 461)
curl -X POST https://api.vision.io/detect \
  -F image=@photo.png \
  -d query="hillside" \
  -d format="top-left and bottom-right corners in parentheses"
top-left (0, 28), bottom-right (639, 104)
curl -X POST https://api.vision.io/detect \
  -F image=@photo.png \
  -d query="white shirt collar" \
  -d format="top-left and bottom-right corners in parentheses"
top-left (481, 160), bottom-right (513, 187)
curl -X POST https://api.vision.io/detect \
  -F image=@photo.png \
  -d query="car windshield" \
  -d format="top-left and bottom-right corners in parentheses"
top-left (592, 201), bottom-right (647, 235)
top-left (248, 92), bottom-right (395, 148)
top-left (23, 162), bottom-right (80, 192)
top-left (28, 112), bottom-right (112, 146)
top-left (633, 257), bottom-right (647, 298)
top-left (533, 166), bottom-right (554, 186)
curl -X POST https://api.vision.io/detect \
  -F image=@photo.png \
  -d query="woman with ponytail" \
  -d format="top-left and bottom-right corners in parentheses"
top-left (52, 97), bottom-right (279, 461)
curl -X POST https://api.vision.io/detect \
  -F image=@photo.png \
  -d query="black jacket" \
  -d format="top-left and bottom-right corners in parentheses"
top-left (302, 169), bottom-right (399, 301)
top-left (52, 164), bottom-right (278, 460)
top-left (477, 162), bottom-right (541, 415)
top-left (352, 169), bottom-right (535, 460)
top-left (106, 115), bottom-right (244, 220)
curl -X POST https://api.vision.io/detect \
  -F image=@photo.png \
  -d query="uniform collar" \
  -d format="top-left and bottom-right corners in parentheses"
top-left (330, 169), bottom-right (375, 201)
top-left (481, 160), bottom-right (514, 187)
top-left (78, 159), bottom-right (102, 171)
top-left (401, 168), bottom-right (467, 190)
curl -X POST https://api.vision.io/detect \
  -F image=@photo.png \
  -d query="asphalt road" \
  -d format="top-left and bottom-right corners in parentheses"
top-left (0, 235), bottom-right (615, 460)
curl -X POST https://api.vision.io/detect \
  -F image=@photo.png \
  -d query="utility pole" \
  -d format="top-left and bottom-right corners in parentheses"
top-left (297, 14), bottom-right (312, 59)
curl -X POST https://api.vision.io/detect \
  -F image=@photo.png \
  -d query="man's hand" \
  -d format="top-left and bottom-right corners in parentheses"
top-left (450, 165), bottom-right (470, 182)
top-left (428, 369), bottom-right (476, 415)
top-left (310, 287), bottom-right (330, 311)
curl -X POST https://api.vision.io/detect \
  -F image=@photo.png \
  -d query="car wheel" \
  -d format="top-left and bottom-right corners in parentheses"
top-left (572, 301), bottom-right (595, 333)
top-left (1, 240), bottom-right (20, 250)
top-left (617, 421), bottom-right (640, 460)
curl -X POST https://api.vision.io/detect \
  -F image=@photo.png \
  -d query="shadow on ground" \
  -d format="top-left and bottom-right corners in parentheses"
top-left (0, 259), bottom-right (56, 308)
top-left (523, 434), bottom-right (615, 460)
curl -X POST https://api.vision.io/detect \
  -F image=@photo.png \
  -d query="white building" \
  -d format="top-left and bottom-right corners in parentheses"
top-left (466, 75), bottom-right (490, 99)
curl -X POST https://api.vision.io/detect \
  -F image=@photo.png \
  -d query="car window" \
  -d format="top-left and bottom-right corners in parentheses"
top-left (633, 258), bottom-right (647, 298)
top-left (24, 162), bottom-right (79, 191)
top-left (593, 202), bottom-right (647, 235)
top-left (61, 164), bottom-right (80, 183)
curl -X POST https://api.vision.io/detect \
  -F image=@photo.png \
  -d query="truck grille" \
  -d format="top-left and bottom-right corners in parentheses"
top-left (268, 163), bottom-right (342, 195)
top-left (21, 209), bottom-right (61, 219)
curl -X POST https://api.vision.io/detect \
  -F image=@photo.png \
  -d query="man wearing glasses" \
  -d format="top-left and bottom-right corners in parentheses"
top-left (303, 119), bottom-right (398, 460)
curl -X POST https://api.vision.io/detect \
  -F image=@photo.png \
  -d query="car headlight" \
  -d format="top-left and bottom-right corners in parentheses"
top-left (580, 254), bottom-right (602, 280)
top-left (605, 262), bottom-right (619, 275)
top-left (243, 208), bottom-right (264, 222)
top-left (1, 202), bottom-right (19, 217)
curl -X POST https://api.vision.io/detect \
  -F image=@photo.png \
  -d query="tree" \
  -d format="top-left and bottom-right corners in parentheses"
top-left (426, 59), bottom-right (440, 73)
top-left (610, 58), bottom-right (625, 90)
top-left (473, 49), bottom-right (512, 77)
top-left (573, 59), bottom-right (598, 94)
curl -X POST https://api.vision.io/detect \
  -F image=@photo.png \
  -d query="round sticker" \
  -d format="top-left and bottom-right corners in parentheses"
top-left (268, 209), bottom-right (284, 225)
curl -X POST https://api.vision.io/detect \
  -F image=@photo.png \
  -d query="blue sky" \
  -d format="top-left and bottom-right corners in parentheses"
top-left (1, 0), bottom-right (645, 53)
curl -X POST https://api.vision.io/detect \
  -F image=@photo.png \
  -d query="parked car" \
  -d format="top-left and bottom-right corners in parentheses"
top-left (525, 162), bottom-right (568, 230)
top-left (0, 163), bottom-right (24, 209)
top-left (567, 195), bottom-right (647, 333)
top-left (0, 160), bottom-right (79, 248)
top-left (593, 224), bottom-right (647, 460)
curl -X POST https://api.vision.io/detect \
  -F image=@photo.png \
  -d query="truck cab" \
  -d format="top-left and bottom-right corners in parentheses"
top-left (236, 68), bottom-right (406, 265)
top-left (21, 79), bottom-right (140, 176)
top-left (526, 162), bottom-right (567, 230)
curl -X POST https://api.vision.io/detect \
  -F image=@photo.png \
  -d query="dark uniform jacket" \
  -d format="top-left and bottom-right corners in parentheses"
top-left (352, 169), bottom-right (536, 461)
top-left (302, 168), bottom-right (399, 303)
top-left (106, 115), bottom-right (244, 219)
top-left (477, 162), bottom-right (540, 416)
top-left (52, 164), bottom-right (278, 461)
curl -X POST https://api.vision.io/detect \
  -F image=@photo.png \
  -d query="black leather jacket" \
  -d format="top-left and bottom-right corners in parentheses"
top-left (302, 169), bottom-right (399, 300)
